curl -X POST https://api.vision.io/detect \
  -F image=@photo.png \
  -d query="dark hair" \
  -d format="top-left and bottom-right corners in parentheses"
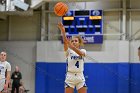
top-left (138, 46), bottom-right (140, 50)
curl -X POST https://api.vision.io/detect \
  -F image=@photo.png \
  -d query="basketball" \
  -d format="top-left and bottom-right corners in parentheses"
top-left (54, 2), bottom-right (68, 16)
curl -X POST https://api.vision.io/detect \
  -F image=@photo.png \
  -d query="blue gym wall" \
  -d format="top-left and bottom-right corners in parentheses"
top-left (35, 62), bottom-right (140, 93)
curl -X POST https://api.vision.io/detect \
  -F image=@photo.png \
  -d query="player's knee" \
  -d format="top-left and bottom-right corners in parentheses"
top-left (78, 87), bottom-right (87, 93)
top-left (65, 87), bottom-right (74, 93)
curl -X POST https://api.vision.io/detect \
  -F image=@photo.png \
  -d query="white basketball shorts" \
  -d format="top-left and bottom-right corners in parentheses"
top-left (65, 72), bottom-right (87, 90)
top-left (0, 79), bottom-right (5, 92)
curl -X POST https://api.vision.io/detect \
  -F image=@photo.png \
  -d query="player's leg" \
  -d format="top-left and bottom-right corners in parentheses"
top-left (65, 72), bottom-right (75, 93)
top-left (65, 87), bottom-right (74, 93)
top-left (77, 87), bottom-right (87, 93)
top-left (76, 74), bottom-right (87, 93)
top-left (65, 82), bottom-right (75, 93)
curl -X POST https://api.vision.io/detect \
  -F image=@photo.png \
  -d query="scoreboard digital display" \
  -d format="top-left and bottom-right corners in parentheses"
top-left (62, 10), bottom-right (103, 44)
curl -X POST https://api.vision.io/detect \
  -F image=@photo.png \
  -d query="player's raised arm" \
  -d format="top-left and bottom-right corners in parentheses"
top-left (57, 22), bottom-right (68, 55)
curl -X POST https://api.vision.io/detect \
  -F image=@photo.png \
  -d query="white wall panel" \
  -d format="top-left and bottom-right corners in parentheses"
top-left (37, 40), bottom-right (129, 63)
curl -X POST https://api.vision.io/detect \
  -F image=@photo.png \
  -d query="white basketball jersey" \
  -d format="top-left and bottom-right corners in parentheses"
top-left (0, 61), bottom-right (11, 79)
top-left (66, 48), bottom-right (86, 73)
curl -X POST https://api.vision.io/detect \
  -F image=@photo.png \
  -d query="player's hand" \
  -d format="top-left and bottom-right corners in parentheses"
top-left (4, 84), bottom-right (8, 91)
top-left (57, 22), bottom-right (65, 33)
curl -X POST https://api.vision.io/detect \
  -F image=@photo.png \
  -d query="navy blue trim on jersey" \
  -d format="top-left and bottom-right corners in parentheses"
top-left (83, 83), bottom-right (87, 87)
top-left (65, 82), bottom-right (70, 88)
top-left (66, 58), bottom-right (68, 72)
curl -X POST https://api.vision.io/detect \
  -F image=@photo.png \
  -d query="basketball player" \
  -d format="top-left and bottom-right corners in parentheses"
top-left (0, 51), bottom-right (11, 93)
top-left (58, 22), bottom-right (87, 93)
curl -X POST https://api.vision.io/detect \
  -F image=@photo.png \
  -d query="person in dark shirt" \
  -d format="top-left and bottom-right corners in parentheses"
top-left (138, 46), bottom-right (140, 61)
top-left (11, 66), bottom-right (22, 93)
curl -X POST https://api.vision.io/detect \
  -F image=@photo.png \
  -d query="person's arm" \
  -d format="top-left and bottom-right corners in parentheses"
top-left (58, 22), bottom-right (69, 56)
top-left (19, 72), bottom-right (22, 79)
top-left (4, 71), bottom-right (10, 91)
top-left (58, 22), bottom-right (85, 57)
top-left (4, 62), bottom-right (11, 90)
top-left (5, 71), bottom-right (10, 86)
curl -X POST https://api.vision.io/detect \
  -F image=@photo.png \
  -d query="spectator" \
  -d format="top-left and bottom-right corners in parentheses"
top-left (11, 66), bottom-right (22, 93)
top-left (138, 46), bottom-right (140, 61)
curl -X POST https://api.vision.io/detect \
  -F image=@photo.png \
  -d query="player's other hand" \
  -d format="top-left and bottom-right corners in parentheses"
top-left (4, 84), bottom-right (8, 91)
top-left (57, 22), bottom-right (65, 33)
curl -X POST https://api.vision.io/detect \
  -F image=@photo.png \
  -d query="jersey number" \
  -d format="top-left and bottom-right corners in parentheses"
top-left (75, 61), bottom-right (79, 68)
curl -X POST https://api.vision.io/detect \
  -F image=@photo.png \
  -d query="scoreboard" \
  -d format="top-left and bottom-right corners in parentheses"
top-left (62, 10), bottom-right (103, 44)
